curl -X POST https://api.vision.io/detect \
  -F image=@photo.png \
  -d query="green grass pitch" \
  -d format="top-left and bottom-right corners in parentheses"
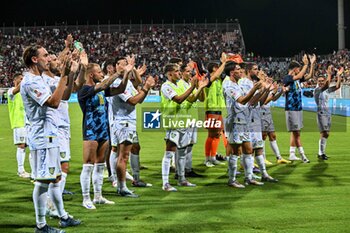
top-left (0, 103), bottom-right (349, 233)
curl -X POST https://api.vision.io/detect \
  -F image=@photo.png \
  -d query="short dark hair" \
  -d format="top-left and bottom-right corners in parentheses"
top-left (22, 44), bottom-right (43, 68)
top-left (115, 57), bottom-right (126, 64)
top-left (224, 61), bottom-right (237, 76)
top-left (102, 58), bottom-right (116, 74)
top-left (169, 57), bottom-right (182, 64)
top-left (180, 64), bottom-right (187, 73)
top-left (288, 61), bottom-right (302, 70)
top-left (13, 73), bottom-right (23, 80)
top-left (207, 61), bottom-right (219, 73)
top-left (164, 63), bottom-right (178, 74)
top-left (245, 62), bottom-right (257, 71)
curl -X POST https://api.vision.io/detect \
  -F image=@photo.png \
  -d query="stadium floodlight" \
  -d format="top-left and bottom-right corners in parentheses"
top-left (338, 0), bottom-right (346, 50)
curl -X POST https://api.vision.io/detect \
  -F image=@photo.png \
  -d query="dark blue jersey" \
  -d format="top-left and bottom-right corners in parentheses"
top-left (283, 75), bottom-right (305, 111)
top-left (78, 85), bottom-right (109, 142)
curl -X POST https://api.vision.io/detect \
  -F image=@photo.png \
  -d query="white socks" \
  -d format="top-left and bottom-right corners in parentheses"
top-left (228, 155), bottom-right (238, 182)
top-left (297, 146), bottom-right (305, 157)
top-left (80, 164), bottom-right (93, 201)
top-left (29, 152), bottom-right (34, 178)
top-left (60, 172), bottom-right (67, 194)
top-left (33, 182), bottom-right (49, 228)
top-left (289, 146), bottom-right (296, 157)
top-left (48, 182), bottom-right (68, 219)
top-left (319, 137), bottom-right (327, 155)
top-left (185, 146), bottom-right (193, 172)
top-left (255, 155), bottom-right (268, 177)
top-left (162, 151), bottom-right (175, 186)
top-left (270, 140), bottom-right (281, 159)
top-left (92, 163), bottom-right (104, 200)
top-left (16, 148), bottom-right (26, 173)
top-left (176, 148), bottom-right (187, 182)
top-left (130, 153), bottom-right (140, 181)
top-left (243, 154), bottom-right (254, 180)
top-left (109, 151), bottom-right (118, 181)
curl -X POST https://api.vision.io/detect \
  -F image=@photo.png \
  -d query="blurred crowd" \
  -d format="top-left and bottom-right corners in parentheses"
top-left (1, 27), bottom-right (349, 89)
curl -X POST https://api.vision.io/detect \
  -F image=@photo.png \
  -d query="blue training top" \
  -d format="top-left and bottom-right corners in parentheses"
top-left (78, 85), bottom-right (109, 142)
top-left (283, 75), bottom-right (305, 111)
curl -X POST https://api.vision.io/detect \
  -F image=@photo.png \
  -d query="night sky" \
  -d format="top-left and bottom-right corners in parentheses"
top-left (1, 0), bottom-right (349, 57)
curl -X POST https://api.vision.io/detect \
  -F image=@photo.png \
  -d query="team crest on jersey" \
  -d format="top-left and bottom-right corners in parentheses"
top-left (60, 152), bottom-right (66, 159)
top-left (49, 167), bottom-right (55, 175)
top-left (34, 89), bottom-right (42, 97)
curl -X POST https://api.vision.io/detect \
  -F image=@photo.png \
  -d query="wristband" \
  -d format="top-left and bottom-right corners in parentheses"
top-left (141, 88), bottom-right (149, 93)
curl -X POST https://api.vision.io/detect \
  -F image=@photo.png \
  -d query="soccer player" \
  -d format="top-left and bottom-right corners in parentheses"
top-left (102, 58), bottom-right (117, 180)
top-left (238, 63), bottom-right (278, 184)
top-left (203, 54), bottom-right (228, 167)
top-left (161, 63), bottom-right (198, 191)
top-left (108, 56), bottom-right (154, 198)
top-left (283, 54), bottom-right (316, 163)
top-left (177, 62), bottom-right (206, 177)
top-left (21, 44), bottom-right (81, 232)
top-left (260, 83), bottom-right (291, 164)
top-left (43, 50), bottom-right (82, 197)
top-left (77, 61), bottom-right (129, 209)
top-left (7, 73), bottom-right (31, 178)
top-left (314, 65), bottom-right (343, 160)
top-left (223, 62), bottom-right (263, 188)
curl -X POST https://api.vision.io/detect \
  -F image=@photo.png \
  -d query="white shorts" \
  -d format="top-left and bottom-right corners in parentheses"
top-left (31, 147), bottom-right (62, 181)
top-left (249, 124), bottom-right (264, 149)
top-left (261, 113), bottom-right (275, 132)
top-left (115, 128), bottom-right (139, 144)
top-left (189, 127), bottom-right (198, 145)
top-left (227, 124), bottom-right (251, 145)
top-left (58, 127), bottom-right (70, 162)
top-left (13, 127), bottom-right (27, 145)
top-left (286, 111), bottom-right (303, 132)
top-left (109, 122), bottom-right (118, 147)
top-left (165, 128), bottom-right (192, 148)
top-left (317, 114), bottom-right (331, 132)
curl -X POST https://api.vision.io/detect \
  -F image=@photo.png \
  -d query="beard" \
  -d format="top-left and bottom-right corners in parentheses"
top-left (49, 66), bottom-right (61, 76)
top-left (251, 74), bottom-right (260, 82)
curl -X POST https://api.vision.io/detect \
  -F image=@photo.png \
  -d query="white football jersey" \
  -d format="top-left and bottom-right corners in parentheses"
top-left (108, 78), bottom-right (138, 129)
top-left (20, 72), bottom-right (58, 150)
top-left (42, 74), bottom-right (70, 128)
top-left (222, 77), bottom-right (249, 125)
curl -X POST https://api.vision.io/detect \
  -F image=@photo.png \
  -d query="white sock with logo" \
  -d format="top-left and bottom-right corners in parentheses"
top-left (92, 163), bottom-right (105, 200)
top-left (109, 151), bottom-right (118, 181)
top-left (48, 182), bottom-right (68, 219)
top-left (80, 164), bottom-right (93, 201)
top-left (33, 182), bottom-right (48, 229)
top-left (162, 151), bottom-right (175, 186)
top-left (130, 153), bottom-right (140, 181)
top-left (228, 155), bottom-right (238, 182)
top-left (16, 148), bottom-right (26, 173)
top-left (319, 137), bottom-right (327, 155)
top-left (270, 140), bottom-right (281, 160)
top-left (60, 172), bottom-right (67, 194)
top-left (255, 155), bottom-right (268, 177)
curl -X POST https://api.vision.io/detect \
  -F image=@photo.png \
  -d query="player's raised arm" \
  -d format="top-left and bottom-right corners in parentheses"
top-left (304, 54), bottom-right (316, 80)
top-left (73, 50), bottom-right (88, 92)
top-left (126, 75), bottom-right (155, 106)
top-left (293, 54), bottom-right (309, 81)
top-left (209, 53), bottom-right (227, 82)
top-left (237, 81), bottom-right (262, 105)
top-left (172, 75), bottom-right (197, 104)
top-left (45, 57), bottom-right (71, 108)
